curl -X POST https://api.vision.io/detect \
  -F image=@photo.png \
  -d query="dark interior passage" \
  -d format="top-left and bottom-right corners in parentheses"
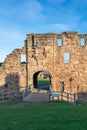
top-left (33, 71), bottom-right (51, 90)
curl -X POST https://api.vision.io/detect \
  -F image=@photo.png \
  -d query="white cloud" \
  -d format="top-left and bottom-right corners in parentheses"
top-left (14, 0), bottom-right (45, 23)
top-left (0, 0), bottom-right (45, 24)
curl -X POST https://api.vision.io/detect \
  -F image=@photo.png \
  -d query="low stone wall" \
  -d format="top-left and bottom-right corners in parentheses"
top-left (76, 92), bottom-right (87, 104)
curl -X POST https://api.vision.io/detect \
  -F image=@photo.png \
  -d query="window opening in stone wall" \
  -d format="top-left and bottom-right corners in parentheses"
top-left (80, 38), bottom-right (85, 46)
top-left (64, 53), bottom-right (70, 63)
top-left (57, 38), bottom-right (62, 46)
top-left (21, 54), bottom-right (26, 64)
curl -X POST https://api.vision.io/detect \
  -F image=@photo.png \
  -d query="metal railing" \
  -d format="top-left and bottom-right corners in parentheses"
top-left (0, 89), bottom-right (76, 104)
top-left (50, 91), bottom-right (76, 104)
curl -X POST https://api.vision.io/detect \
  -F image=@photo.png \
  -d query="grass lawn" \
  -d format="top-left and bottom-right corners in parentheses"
top-left (37, 78), bottom-right (50, 85)
top-left (0, 101), bottom-right (87, 130)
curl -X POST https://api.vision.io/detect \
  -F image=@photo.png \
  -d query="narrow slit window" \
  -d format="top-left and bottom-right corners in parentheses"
top-left (80, 38), bottom-right (85, 46)
top-left (57, 38), bottom-right (62, 46)
top-left (21, 54), bottom-right (26, 64)
top-left (64, 53), bottom-right (70, 63)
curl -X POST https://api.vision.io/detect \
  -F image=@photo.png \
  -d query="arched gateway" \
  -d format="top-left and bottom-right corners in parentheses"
top-left (33, 71), bottom-right (51, 90)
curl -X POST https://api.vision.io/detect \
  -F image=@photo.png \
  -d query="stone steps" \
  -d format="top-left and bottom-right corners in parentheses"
top-left (23, 89), bottom-right (50, 102)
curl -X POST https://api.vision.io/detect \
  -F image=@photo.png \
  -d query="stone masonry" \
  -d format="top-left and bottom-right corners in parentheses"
top-left (0, 32), bottom-right (87, 103)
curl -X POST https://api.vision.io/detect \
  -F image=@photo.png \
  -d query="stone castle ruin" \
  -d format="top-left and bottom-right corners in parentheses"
top-left (0, 32), bottom-right (87, 103)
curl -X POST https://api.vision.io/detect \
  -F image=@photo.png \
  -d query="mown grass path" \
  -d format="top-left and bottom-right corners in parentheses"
top-left (0, 101), bottom-right (87, 130)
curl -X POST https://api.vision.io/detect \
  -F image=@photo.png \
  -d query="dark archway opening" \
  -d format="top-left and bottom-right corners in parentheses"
top-left (33, 71), bottom-right (51, 90)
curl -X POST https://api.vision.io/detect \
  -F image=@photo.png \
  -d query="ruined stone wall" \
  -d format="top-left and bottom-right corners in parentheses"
top-left (0, 44), bottom-right (27, 91)
top-left (56, 32), bottom-right (87, 94)
top-left (0, 32), bottom-right (87, 97)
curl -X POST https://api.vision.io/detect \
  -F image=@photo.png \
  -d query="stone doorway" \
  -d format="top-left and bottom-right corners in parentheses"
top-left (33, 71), bottom-right (51, 90)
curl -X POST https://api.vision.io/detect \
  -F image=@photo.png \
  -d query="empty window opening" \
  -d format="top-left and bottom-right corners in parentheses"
top-left (57, 38), bottom-right (62, 46)
top-left (64, 53), bottom-right (70, 63)
top-left (80, 38), bottom-right (85, 46)
top-left (21, 54), bottom-right (26, 64)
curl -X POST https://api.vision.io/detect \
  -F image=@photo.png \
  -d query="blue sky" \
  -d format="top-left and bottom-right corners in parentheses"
top-left (0, 0), bottom-right (87, 62)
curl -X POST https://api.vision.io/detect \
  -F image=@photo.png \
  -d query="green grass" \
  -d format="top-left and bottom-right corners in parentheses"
top-left (37, 78), bottom-right (50, 85)
top-left (0, 101), bottom-right (87, 130)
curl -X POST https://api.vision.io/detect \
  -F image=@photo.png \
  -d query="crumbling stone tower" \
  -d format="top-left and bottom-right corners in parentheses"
top-left (0, 32), bottom-right (87, 95)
